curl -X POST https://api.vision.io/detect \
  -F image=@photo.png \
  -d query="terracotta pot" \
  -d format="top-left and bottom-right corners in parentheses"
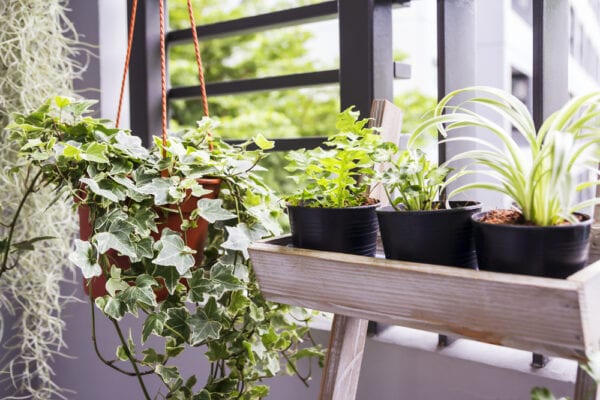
top-left (79, 178), bottom-right (221, 299)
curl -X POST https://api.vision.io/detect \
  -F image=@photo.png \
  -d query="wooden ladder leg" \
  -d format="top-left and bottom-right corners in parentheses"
top-left (318, 315), bottom-right (369, 400)
top-left (574, 365), bottom-right (600, 400)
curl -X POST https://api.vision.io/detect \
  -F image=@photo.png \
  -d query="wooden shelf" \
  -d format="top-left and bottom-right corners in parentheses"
top-left (249, 236), bottom-right (600, 362)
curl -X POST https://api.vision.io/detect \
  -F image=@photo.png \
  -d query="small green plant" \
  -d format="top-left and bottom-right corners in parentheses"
top-left (530, 387), bottom-right (569, 400)
top-left (8, 97), bottom-right (324, 400)
top-left (410, 86), bottom-right (600, 226)
top-left (285, 106), bottom-right (389, 208)
top-left (378, 148), bottom-right (450, 211)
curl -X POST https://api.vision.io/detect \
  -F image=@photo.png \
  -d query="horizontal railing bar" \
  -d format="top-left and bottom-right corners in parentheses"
top-left (167, 1), bottom-right (338, 44)
top-left (226, 137), bottom-right (326, 152)
top-left (168, 70), bottom-right (339, 99)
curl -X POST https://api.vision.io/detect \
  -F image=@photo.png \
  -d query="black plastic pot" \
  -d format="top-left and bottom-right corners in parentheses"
top-left (287, 203), bottom-right (379, 256)
top-left (472, 211), bottom-right (592, 278)
top-left (376, 201), bottom-right (481, 268)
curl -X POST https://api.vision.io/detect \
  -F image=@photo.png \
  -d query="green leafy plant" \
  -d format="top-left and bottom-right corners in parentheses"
top-left (378, 148), bottom-right (450, 211)
top-left (530, 387), bottom-right (569, 400)
top-left (409, 86), bottom-right (600, 226)
top-left (8, 97), bottom-right (323, 400)
top-left (285, 106), bottom-right (388, 208)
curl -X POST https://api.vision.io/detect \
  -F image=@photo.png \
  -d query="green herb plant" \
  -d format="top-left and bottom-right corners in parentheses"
top-left (378, 148), bottom-right (450, 211)
top-left (409, 86), bottom-right (600, 226)
top-left (285, 106), bottom-right (389, 208)
top-left (8, 97), bottom-right (324, 400)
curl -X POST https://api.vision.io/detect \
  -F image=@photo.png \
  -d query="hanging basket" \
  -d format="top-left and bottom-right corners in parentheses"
top-left (77, 0), bottom-right (219, 300)
top-left (79, 178), bottom-right (221, 299)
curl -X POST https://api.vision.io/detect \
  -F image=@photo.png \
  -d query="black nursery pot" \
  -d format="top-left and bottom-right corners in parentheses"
top-left (376, 201), bottom-right (481, 268)
top-left (472, 211), bottom-right (592, 278)
top-left (287, 203), bottom-right (379, 256)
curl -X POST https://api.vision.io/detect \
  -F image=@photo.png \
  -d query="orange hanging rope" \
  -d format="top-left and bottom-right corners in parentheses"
top-left (115, 0), bottom-right (138, 128)
top-left (116, 0), bottom-right (213, 156)
top-left (159, 0), bottom-right (168, 157)
top-left (186, 0), bottom-right (210, 118)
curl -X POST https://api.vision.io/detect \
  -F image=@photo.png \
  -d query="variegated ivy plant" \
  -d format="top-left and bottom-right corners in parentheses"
top-left (7, 97), bottom-right (323, 400)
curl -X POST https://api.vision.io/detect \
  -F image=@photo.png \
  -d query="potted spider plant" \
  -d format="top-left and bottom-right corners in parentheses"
top-left (284, 107), bottom-right (390, 256)
top-left (9, 96), bottom-right (324, 399)
top-left (376, 148), bottom-right (481, 268)
top-left (410, 86), bottom-right (600, 278)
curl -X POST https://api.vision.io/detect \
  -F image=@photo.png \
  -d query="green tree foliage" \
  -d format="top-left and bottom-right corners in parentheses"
top-left (167, 0), bottom-right (436, 195)
top-left (168, 0), bottom-right (338, 139)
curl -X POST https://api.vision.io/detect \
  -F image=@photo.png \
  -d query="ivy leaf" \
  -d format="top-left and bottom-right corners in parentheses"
top-left (142, 312), bottom-right (167, 343)
top-left (193, 390), bottom-right (212, 400)
top-left (227, 290), bottom-right (250, 315)
top-left (210, 263), bottom-right (244, 292)
top-left (68, 239), bottom-right (101, 278)
top-left (254, 134), bottom-right (274, 150)
top-left (138, 177), bottom-right (173, 205)
top-left (98, 297), bottom-right (125, 320)
top-left (166, 338), bottom-right (185, 358)
top-left (221, 224), bottom-right (252, 259)
top-left (134, 237), bottom-right (155, 260)
top-left (195, 198), bottom-right (235, 223)
top-left (81, 142), bottom-right (109, 163)
top-left (130, 207), bottom-right (158, 236)
top-left (530, 388), bottom-right (559, 400)
top-left (206, 342), bottom-right (229, 362)
top-left (188, 271), bottom-right (212, 302)
top-left (189, 310), bottom-right (222, 345)
top-left (105, 265), bottom-right (130, 296)
top-left (95, 231), bottom-right (137, 260)
top-left (154, 230), bottom-right (195, 275)
top-left (158, 265), bottom-right (181, 295)
top-left (79, 177), bottom-right (119, 202)
top-left (117, 277), bottom-right (158, 315)
top-left (155, 364), bottom-right (182, 388)
top-left (142, 348), bottom-right (166, 364)
top-left (114, 131), bottom-right (149, 159)
top-left (164, 307), bottom-right (190, 344)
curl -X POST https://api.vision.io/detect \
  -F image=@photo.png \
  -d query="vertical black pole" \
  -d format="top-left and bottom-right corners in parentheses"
top-left (531, 0), bottom-right (569, 369)
top-left (128, 0), bottom-right (164, 146)
top-left (338, 0), bottom-right (393, 119)
top-left (338, 0), bottom-right (393, 335)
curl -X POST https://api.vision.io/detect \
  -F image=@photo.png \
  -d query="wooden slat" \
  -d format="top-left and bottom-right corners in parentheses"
top-left (249, 237), bottom-right (596, 361)
top-left (318, 316), bottom-right (368, 400)
top-left (569, 262), bottom-right (600, 357)
top-left (574, 366), bottom-right (600, 400)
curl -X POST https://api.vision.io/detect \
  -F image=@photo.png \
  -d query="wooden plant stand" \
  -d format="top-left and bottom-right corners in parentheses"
top-left (248, 237), bottom-right (600, 400)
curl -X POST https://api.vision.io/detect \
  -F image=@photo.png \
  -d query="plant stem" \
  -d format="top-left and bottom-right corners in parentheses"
top-left (111, 318), bottom-right (152, 400)
top-left (88, 285), bottom-right (154, 377)
top-left (0, 169), bottom-right (43, 278)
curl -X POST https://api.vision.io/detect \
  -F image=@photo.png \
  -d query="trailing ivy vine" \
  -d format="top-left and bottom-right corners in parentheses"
top-left (8, 97), bottom-right (324, 399)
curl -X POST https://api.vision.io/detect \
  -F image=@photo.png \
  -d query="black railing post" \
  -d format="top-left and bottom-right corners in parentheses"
top-left (338, 0), bottom-right (394, 119)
